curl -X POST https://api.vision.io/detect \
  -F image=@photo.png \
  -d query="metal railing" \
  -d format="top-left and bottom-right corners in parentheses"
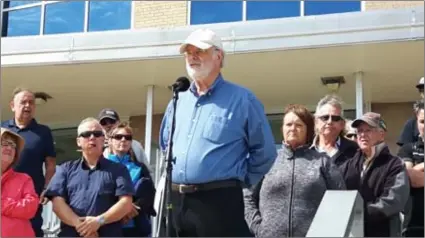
top-left (306, 190), bottom-right (364, 237)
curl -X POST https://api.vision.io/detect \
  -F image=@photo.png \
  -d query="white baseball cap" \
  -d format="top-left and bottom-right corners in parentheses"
top-left (416, 77), bottom-right (424, 89)
top-left (179, 29), bottom-right (223, 54)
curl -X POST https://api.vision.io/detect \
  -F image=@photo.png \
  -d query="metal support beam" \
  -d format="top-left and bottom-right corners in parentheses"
top-left (355, 72), bottom-right (364, 118)
top-left (144, 85), bottom-right (154, 165)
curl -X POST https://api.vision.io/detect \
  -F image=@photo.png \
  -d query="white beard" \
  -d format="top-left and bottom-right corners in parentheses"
top-left (186, 62), bottom-right (212, 81)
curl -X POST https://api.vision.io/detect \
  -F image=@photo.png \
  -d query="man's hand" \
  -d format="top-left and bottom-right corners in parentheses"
top-left (76, 216), bottom-right (101, 237)
top-left (39, 189), bottom-right (49, 205)
top-left (413, 162), bottom-right (424, 171)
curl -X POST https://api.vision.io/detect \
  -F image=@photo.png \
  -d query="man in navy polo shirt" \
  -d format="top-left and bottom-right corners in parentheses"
top-left (1, 88), bottom-right (56, 237)
top-left (45, 117), bottom-right (134, 237)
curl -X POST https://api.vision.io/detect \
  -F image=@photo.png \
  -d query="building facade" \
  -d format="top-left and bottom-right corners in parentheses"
top-left (1, 1), bottom-right (424, 167)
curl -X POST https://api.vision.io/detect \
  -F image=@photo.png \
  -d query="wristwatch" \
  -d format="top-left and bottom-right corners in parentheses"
top-left (96, 216), bottom-right (105, 226)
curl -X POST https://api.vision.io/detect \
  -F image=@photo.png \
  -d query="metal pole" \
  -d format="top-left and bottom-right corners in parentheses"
top-left (144, 85), bottom-right (154, 165)
top-left (0, 1), bottom-right (4, 37)
top-left (355, 71), bottom-right (364, 118)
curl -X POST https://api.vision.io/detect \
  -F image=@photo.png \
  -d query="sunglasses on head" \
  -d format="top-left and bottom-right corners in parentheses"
top-left (112, 134), bottom-right (132, 141)
top-left (100, 118), bottom-right (116, 126)
top-left (319, 115), bottom-right (343, 122)
top-left (79, 130), bottom-right (104, 138)
top-left (346, 133), bottom-right (357, 139)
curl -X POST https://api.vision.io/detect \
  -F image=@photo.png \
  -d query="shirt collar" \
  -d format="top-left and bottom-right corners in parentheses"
top-left (311, 136), bottom-right (341, 150)
top-left (8, 118), bottom-right (38, 129)
top-left (80, 155), bottom-right (106, 170)
top-left (189, 73), bottom-right (224, 96)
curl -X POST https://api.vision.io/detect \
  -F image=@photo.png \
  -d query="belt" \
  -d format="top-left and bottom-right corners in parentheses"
top-left (172, 179), bottom-right (240, 194)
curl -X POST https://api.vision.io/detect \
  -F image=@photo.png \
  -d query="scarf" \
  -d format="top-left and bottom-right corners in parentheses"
top-left (106, 153), bottom-right (142, 228)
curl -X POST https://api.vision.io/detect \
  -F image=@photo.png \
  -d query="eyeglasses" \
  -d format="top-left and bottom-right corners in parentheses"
top-left (79, 131), bottom-right (104, 138)
top-left (346, 134), bottom-right (357, 140)
top-left (100, 118), bottom-right (116, 126)
top-left (318, 115), bottom-right (343, 122)
top-left (1, 140), bottom-right (17, 149)
top-left (112, 134), bottom-right (132, 141)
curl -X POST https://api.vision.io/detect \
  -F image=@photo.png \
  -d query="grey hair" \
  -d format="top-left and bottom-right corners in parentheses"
top-left (213, 47), bottom-right (225, 68)
top-left (77, 117), bottom-right (101, 135)
top-left (315, 94), bottom-right (345, 117)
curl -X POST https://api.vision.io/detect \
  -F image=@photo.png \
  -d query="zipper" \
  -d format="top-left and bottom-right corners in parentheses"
top-left (288, 158), bottom-right (296, 236)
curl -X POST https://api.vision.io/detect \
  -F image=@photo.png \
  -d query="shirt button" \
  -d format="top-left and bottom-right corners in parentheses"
top-left (196, 103), bottom-right (201, 107)
top-left (179, 170), bottom-right (184, 174)
top-left (188, 134), bottom-right (192, 139)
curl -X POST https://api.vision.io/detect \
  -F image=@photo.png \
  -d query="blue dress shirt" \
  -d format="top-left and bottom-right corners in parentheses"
top-left (159, 74), bottom-right (277, 186)
top-left (45, 157), bottom-right (135, 237)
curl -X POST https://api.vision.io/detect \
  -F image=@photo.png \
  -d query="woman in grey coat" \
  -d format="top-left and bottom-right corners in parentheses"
top-left (244, 104), bottom-right (346, 237)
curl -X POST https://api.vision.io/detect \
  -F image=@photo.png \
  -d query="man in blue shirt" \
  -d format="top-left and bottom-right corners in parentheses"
top-left (44, 118), bottom-right (134, 237)
top-left (1, 88), bottom-right (56, 237)
top-left (159, 28), bottom-right (277, 237)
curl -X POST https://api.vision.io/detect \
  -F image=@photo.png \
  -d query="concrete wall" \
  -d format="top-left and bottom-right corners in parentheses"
top-left (372, 102), bottom-right (415, 154)
top-left (133, 1), bottom-right (187, 29)
top-left (365, 1), bottom-right (424, 11)
top-left (130, 114), bottom-right (164, 146)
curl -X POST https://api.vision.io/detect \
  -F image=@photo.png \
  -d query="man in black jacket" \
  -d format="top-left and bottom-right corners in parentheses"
top-left (397, 77), bottom-right (424, 147)
top-left (397, 101), bottom-right (424, 237)
top-left (341, 112), bottom-right (410, 237)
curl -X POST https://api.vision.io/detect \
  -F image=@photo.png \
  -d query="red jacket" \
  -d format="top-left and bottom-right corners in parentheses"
top-left (1, 169), bottom-right (39, 237)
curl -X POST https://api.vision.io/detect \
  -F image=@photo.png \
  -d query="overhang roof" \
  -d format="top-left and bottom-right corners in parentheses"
top-left (1, 6), bottom-right (423, 67)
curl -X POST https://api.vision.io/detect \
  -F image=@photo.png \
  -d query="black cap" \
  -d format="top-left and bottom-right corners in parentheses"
top-left (98, 108), bottom-right (120, 122)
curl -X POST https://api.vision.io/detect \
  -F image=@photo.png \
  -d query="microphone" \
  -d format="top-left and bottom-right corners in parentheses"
top-left (170, 77), bottom-right (190, 92)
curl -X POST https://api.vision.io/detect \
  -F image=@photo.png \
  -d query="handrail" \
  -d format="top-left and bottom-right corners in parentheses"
top-left (306, 190), bottom-right (364, 237)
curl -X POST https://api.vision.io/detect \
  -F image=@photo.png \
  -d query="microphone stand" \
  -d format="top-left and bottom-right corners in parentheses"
top-left (164, 88), bottom-right (179, 237)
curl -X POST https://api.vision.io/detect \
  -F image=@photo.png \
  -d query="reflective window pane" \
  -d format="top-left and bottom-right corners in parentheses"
top-left (6, 7), bottom-right (41, 37)
top-left (88, 1), bottom-right (131, 32)
top-left (7, 1), bottom-right (40, 8)
top-left (247, 1), bottom-right (300, 21)
top-left (44, 1), bottom-right (84, 35)
top-left (304, 1), bottom-right (361, 16)
top-left (190, 1), bottom-right (242, 25)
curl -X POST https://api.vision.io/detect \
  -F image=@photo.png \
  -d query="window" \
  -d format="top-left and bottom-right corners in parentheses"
top-left (52, 128), bottom-right (80, 165)
top-left (2, 0), bottom-right (131, 37)
top-left (88, 1), bottom-right (131, 32)
top-left (44, 1), bottom-right (85, 35)
top-left (7, 1), bottom-right (40, 8)
top-left (304, 1), bottom-right (361, 16)
top-left (246, 1), bottom-right (300, 21)
top-left (190, 1), bottom-right (243, 25)
top-left (5, 6), bottom-right (41, 37)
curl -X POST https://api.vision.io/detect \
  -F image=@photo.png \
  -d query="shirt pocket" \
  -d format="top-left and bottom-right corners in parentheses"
top-left (98, 179), bottom-right (115, 196)
top-left (202, 115), bottom-right (241, 143)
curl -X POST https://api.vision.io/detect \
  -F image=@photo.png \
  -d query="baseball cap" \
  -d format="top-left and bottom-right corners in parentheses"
top-left (416, 77), bottom-right (424, 89)
top-left (352, 112), bottom-right (387, 131)
top-left (179, 29), bottom-right (223, 54)
top-left (98, 108), bottom-right (120, 122)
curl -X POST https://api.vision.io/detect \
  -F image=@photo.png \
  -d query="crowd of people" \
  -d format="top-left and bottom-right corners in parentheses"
top-left (1, 28), bottom-right (423, 238)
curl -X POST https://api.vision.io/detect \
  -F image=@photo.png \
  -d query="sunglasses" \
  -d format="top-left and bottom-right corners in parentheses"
top-left (79, 130), bottom-right (104, 138)
top-left (112, 134), bottom-right (133, 141)
top-left (100, 118), bottom-right (116, 126)
top-left (1, 140), bottom-right (17, 149)
top-left (319, 115), bottom-right (343, 122)
top-left (346, 134), bottom-right (357, 139)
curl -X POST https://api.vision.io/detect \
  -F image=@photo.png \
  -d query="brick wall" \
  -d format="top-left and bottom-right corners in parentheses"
top-left (365, 1), bottom-right (424, 11)
top-left (129, 114), bottom-right (164, 146)
top-left (133, 1), bottom-right (187, 29)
